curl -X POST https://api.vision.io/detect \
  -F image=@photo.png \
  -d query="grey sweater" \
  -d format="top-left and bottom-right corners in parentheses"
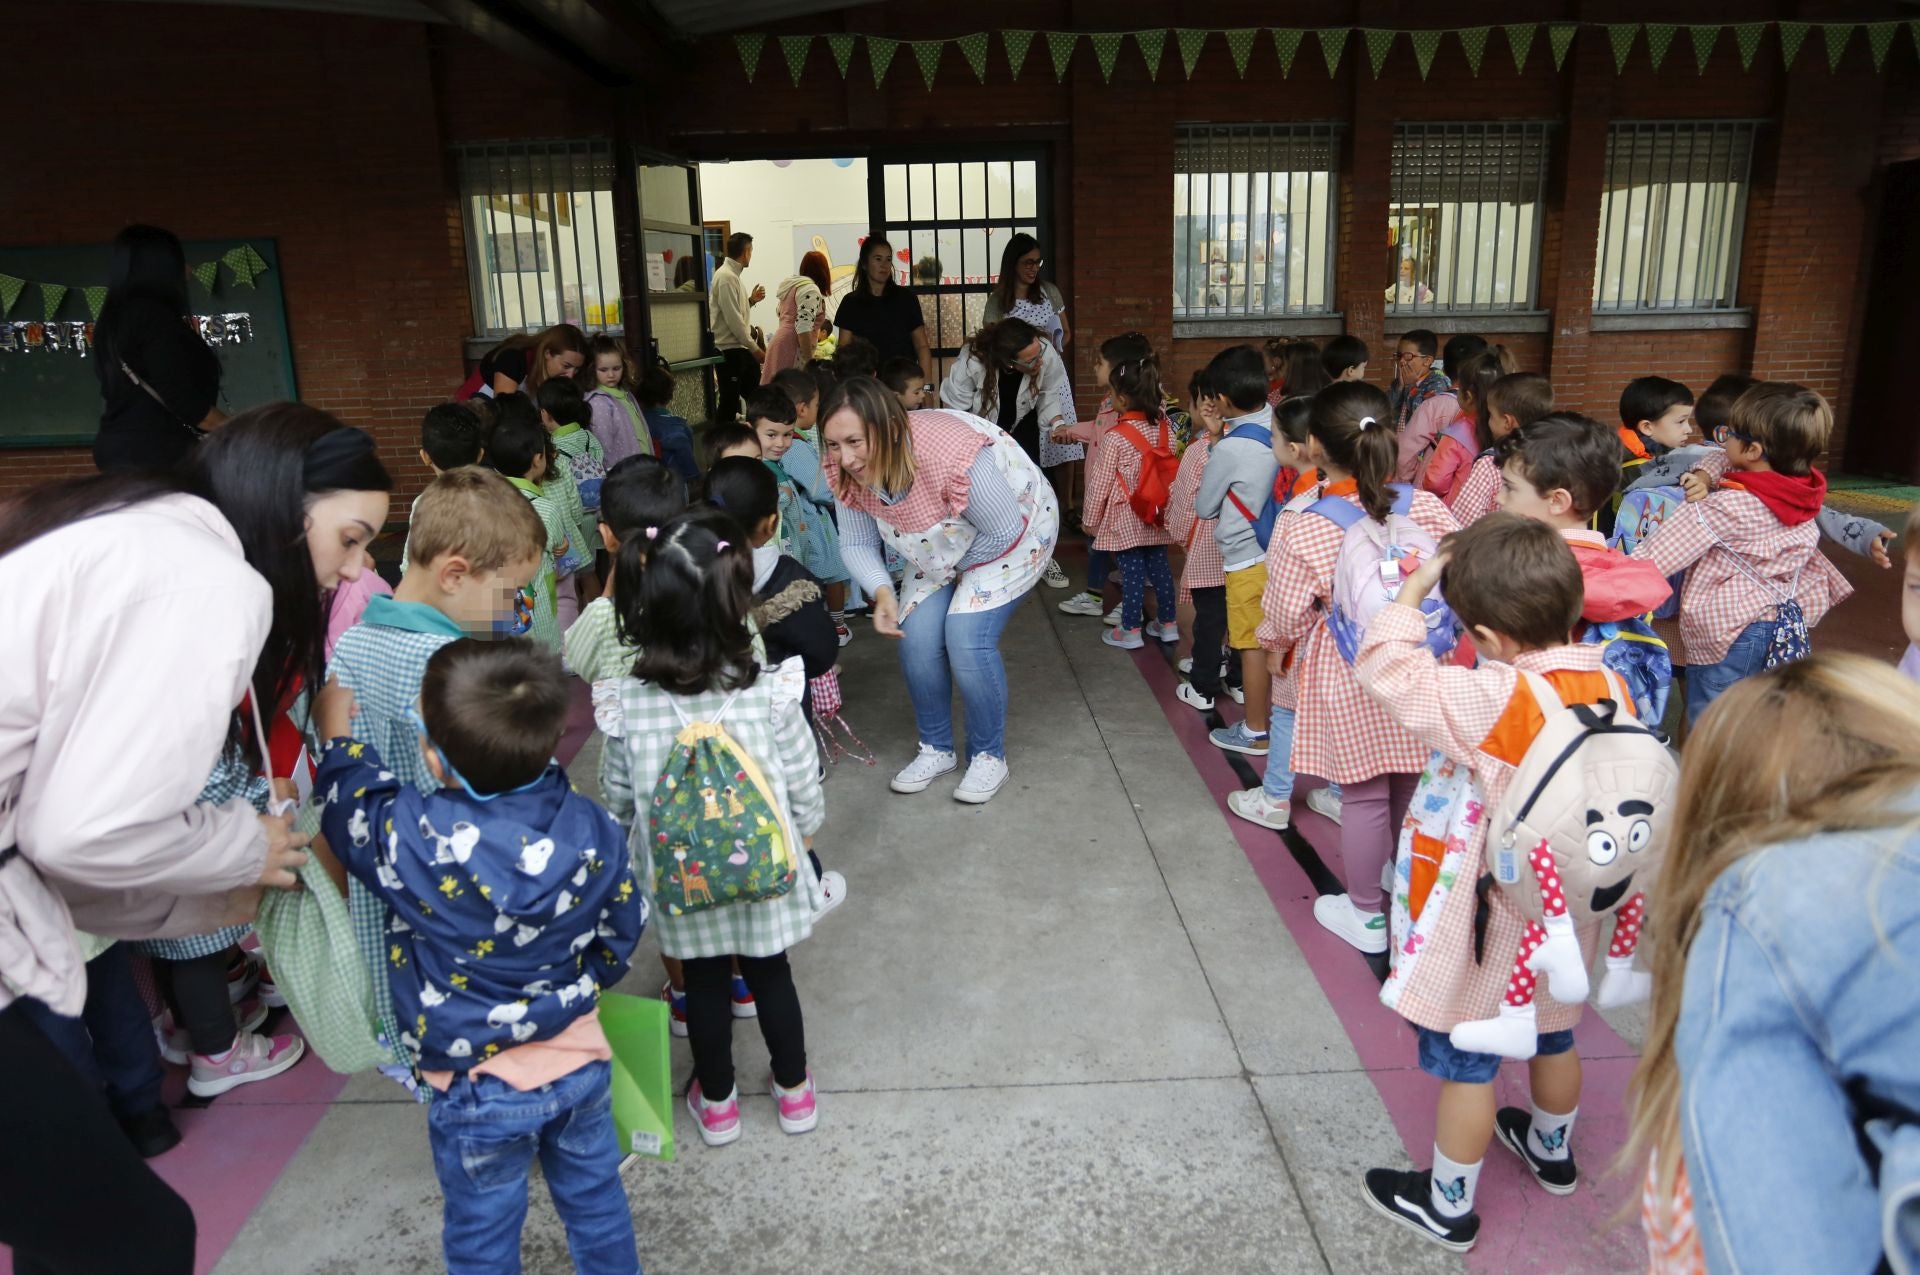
top-left (1194, 408), bottom-right (1282, 572)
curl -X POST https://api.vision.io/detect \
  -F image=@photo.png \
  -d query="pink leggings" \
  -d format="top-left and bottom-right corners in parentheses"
top-left (1339, 771), bottom-right (1420, 914)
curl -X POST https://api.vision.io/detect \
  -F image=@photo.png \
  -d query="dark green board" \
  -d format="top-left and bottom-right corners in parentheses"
top-left (0, 238), bottom-right (296, 448)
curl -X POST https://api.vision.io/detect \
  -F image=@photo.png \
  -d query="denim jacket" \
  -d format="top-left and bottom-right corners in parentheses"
top-left (1677, 814), bottom-right (1920, 1274)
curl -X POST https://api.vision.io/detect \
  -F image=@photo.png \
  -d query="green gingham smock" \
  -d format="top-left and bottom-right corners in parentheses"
top-left (596, 657), bottom-right (825, 960)
top-left (131, 742), bottom-right (271, 961)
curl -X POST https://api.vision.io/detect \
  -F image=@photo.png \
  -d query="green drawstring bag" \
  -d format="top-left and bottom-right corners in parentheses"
top-left (599, 992), bottom-right (674, 1161)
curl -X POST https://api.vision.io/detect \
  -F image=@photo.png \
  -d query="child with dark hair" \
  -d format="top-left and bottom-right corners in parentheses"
top-left (313, 639), bottom-right (644, 1275)
top-left (564, 456), bottom-right (690, 687)
top-left (879, 356), bottom-right (931, 410)
top-left (1447, 371), bottom-right (1554, 526)
top-left (537, 376), bottom-right (605, 625)
top-left (486, 401), bottom-right (576, 649)
top-left (830, 340), bottom-right (881, 382)
top-left (402, 403), bottom-right (488, 575)
top-left (1322, 335), bottom-right (1370, 383)
top-left (637, 363), bottom-right (699, 482)
top-left (1055, 332), bottom-right (1156, 621)
top-left (1168, 367), bottom-right (1243, 711)
top-left (1391, 328), bottom-right (1455, 476)
top-left (1082, 344), bottom-right (1178, 650)
top-left (1280, 340), bottom-right (1329, 399)
top-left (1418, 346), bottom-right (1515, 506)
top-left (701, 420), bottom-right (762, 472)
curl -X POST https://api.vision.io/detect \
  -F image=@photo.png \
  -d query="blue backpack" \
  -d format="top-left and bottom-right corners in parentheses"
top-left (1221, 422), bottom-right (1286, 549)
top-left (1308, 484), bottom-right (1460, 666)
top-left (1608, 486), bottom-right (1684, 620)
top-left (1578, 617), bottom-right (1673, 728)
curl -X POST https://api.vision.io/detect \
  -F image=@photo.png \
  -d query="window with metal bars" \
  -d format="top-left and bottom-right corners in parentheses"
top-left (1387, 122), bottom-right (1552, 316)
top-left (1173, 124), bottom-right (1340, 319)
top-left (455, 140), bottom-right (622, 336)
top-left (1594, 121), bottom-right (1758, 312)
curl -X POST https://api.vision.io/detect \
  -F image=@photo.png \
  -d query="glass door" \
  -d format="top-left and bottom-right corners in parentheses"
top-left (633, 151), bottom-right (715, 424)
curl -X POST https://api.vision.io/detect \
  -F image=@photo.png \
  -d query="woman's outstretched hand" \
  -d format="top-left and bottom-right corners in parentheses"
top-left (872, 588), bottom-right (904, 638)
top-left (256, 812), bottom-right (310, 890)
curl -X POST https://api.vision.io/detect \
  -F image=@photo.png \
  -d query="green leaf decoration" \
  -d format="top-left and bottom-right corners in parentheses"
top-left (82, 286), bottom-right (108, 321)
top-left (735, 33), bottom-right (766, 82)
top-left (1225, 27), bottom-right (1258, 77)
top-left (1002, 30), bottom-right (1035, 80)
top-left (1456, 27), bottom-right (1490, 76)
top-left (825, 33), bottom-right (857, 78)
top-left (909, 39), bottom-right (944, 90)
top-left (1609, 24), bottom-right (1639, 74)
top-left (1409, 28), bottom-right (1444, 79)
top-left (1822, 23), bottom-right (1854, 72)
top-left (1644, 23), bottom-right (1677, 72)
top-left (1047, 29), bottom-right (1079, 81)
top-left (1271, 28), bottom-right (1305, 76)
top-left (223, 246), bottom-right (260, 287)
top-left (1865, 21), bottom-right (1900, 72)
top-left (242, 245), bottom-right (269, 277)
top-left (1364, 28), bottom-right (1396, 77)
top-left (1732, 22), bottom-right (1767, 69)
top-left (1133, 29), bottom-right (1167, 80)
top-left (956, 32), bottom-right (990, 82)
top-left (1686, 25), bottom-right (1719, 73)
top-left (1175, 28), bottom-right (1209, 79)
top-left (1317, 28), bottom-right (1350, 77)
top-left (192, 261), bottom-right (220, 293)
top-left (1778, 21), bottom-right (1810, 70)
top-left (867, 37), bottom-right (899, 87)
top-left (1505, 23), bottom-right (1536, 73)
top-left (0, 274), bottom-right (23, 317)
top-left (1090, 31), bottom-right (1125, 82)
top-left (38, 282), bottom-right (67, 319)
top-left (779, 35), bottom-right (811, 86)
top-left (1548, 23), bottom-right (1579, 71)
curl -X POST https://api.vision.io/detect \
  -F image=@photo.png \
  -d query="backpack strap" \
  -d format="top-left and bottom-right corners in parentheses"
top-left (1694, 503), bottom-right (1803, 604)
top-left (1387, 483), bottom-right (1416, 517)
top-left (1306, 493), bottom-right (1367, 533)
top-left (665, 687), bottom-right (746, 732)
top-left (1224, 421), bottom-right (1272, 446)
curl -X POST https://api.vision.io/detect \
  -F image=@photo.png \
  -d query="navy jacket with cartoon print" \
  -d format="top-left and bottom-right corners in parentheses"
top-left (316, 739), bottom-right (646, 1075)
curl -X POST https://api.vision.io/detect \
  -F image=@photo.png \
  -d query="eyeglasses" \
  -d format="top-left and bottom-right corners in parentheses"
top-left (1713, 424), bottom-right (1755, 445)
top-left (1395, 352), bottom-right (1430, 364)
top-left (1021, 257), bottom-right (1044, 270)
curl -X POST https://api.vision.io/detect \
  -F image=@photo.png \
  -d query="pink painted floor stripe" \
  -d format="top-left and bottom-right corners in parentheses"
top-left (1124, 645), bottom-right (1643, 1272)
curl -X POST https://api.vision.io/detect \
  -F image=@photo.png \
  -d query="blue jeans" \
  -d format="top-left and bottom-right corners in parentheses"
top-left (1085, 546), bottom-right (1111, 595)
top-left (1686, 619), bottom-right (1773, 726)
top-left (426, 1059), bottom-right (639, 1275)
top-left (899, 583), bottom-right (1019, 760)
top-left (1262, 705), bottom-right (1298, 802)
top-left (1116, 546), bottom-right (1174, 630)
top-left (1417, 1027), bottom-right (1576, 1084)
top-left (17, 944), bottom-right (165, 1124)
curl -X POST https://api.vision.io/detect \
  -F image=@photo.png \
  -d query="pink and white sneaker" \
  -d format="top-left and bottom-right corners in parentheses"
top-left (155, 998), bottom-right (269, 1067)
top-left (187, 1031), bottom-right (305, 1098)
top-left (686, 1080), bottom-right (741, 1147)
top-left (770, 1072), bottom-right (818, 1134)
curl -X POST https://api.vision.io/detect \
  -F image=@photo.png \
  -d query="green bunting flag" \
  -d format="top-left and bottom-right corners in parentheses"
top-left (192, 261), bottom-right (220, 293)
top-left (82, 286), bottom-right (108, 321)
top-left (910, 39), bottom-right (944, 90)
top-left (0, 273), bottom-right (23, 317)
top-left (1047, 29), bottom-right (1078, 80)
top-left (1865, 21), bottom-right (1900, 72)
top-left (1732, 22), bottom-right (1767, 69)
top-left (1409, 28), bottom-right (1443, 79)
top-left (1778, 21), bottom-right (1810, 69)
top-left (1133, 29), bottom-right (1166, 80)
top-left (1002, 30), bottom-right (1035, 80)
top-left (867, 37), bottom-right (898, 87)
top-left (1686, 25), bottom-right (1720, 73)
top-left (38, 283), bottom-right (67, 319)
top-left (825, 33), bottom-right (857, 78)
top-left (1822, 23), bottom-right (1853, 72)
top-left (1456, 26), bottom-right (1490, 76)
top-left (779, 35), bottom-right (811, 86)
top-left (1363, 28), bottom-right (1396, 77)
top-left (1505, 22), bottom-right (1536, 73)
top-left (1644, 23), bottom-right (1677, 71)
top-left (1317, 28), bottom-right (1349, 77)
top-left (1608, 24), bottom-right (1639, 73)
top-left (1911, 19), bottom-right (1920, 63)
top-left (957, 32), bottom-right (990, 82)
top-left (1224, 28), bottom-right (1258, 77)
top-left (1090, 31), bottom-right (1125, 82)
top-left (223, 246), bottom-right (260, 287)
top-left (1271, 28), bottom-right (1304, 76)
top-left (1175, 28), bottom-right (1209, 79)
top-left (734, 32), bottom-right (766, 82)
top-left (1548, 23), bottom-right (1578, 70)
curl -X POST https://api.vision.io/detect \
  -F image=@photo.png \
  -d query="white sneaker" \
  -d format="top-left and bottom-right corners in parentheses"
top-left (1057, 591), bottom-right (1105, 617)
top-left (1041, 558), bottom-right (1070, 589)
top-left (1227, 788), bottom-right (1292, 831)
top-left (1176, 682), bottom-right (1214, 712)
top-left (187, 1031), bottom-right (305, 1098)
top-left (953, 754), bottom-right (1009, 804)
top-left (1306, 786), bottom-right (1344, 825)
top-left (1102, 605), bottom-right (1122, 627)
top-left (1177, 656), bottom-right (1194, 675)
top-left (1145, 619), bottom-right (1179, 643)
top-left (1103, 626), bottom-right (1145, 650)
top-left (814, 869), bottom-right (848, 919)
top-left (1313, 893), bottom-right (1388, 955)
top-left (890, 745), bottom-right (958, 794)
top-left (1224, 684), bottom-right (1245, 705)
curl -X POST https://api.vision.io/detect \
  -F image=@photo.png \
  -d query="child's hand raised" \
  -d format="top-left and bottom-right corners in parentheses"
top-left (1872, 529), bottom-right (1896, 570)
top-left (1396, 550), bottom-right (1450, 606)
top-left (1680, 471), bottom-right (1711, 503)
top-left (313, 676), bottom-right (356, 743)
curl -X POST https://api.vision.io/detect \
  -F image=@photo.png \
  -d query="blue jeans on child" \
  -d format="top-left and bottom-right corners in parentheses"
top-left (1085, 546), bottom-right (1111, 596)
top-left (1685, 619), bottom-right (1774, 726)
top-left (898, 582), bottom-right (1020, 760)
top-left (1417, 1026), bottom-right (1576, 1084)
top-left (17, 944), bottom-right (165, 1124)
top-left (1116, 546), bottom-right (1174, 629)
top-left (426, 1059), bottom-right (640, 1275)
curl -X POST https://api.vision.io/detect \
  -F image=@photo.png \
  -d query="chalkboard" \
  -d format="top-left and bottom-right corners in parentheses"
top-left (0, 238), bottom-right (297, 448)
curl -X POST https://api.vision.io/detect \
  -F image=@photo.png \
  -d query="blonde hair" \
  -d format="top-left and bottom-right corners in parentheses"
top-left (525, 324), bottom-right (589, 392)
top-left (819, 377), bottom-right (917, 499)
top-left (1621, 654), bottom-right (1920, 1228)
top-left (1730, 381), bottom-right (1832, 476)
top-left (407, 466), bottom-right (547, 572)
top-left (1904, 502), bottom-right (1920, 564)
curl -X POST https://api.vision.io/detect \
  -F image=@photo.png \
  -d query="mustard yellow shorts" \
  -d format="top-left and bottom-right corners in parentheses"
top-left (1225, 562), bottom-right (1268, 650)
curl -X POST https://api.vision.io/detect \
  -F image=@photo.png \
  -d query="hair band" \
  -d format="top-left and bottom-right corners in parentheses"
top-left (303, 426), bottom-right (377, 487)
top-left (715, 539), bottom-right (730, 552)
top-left (1358, 416), bottom-right (1378, 431)
top-left (644, 526), bottom-right (659, 540)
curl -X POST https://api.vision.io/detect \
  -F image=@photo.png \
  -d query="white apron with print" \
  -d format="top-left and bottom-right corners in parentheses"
top-left (880, 412), bottom-right (1060, 620)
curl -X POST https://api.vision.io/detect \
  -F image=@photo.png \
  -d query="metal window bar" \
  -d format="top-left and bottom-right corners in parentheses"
top-left (454, 140), bottom-right (619, 335)
top-left (1173, 123), bottom-right (1341, 318)
top-left (1386, 122), bottom-right (1553, 315)
top-left (1593, 121), bottom-right (1757, 312)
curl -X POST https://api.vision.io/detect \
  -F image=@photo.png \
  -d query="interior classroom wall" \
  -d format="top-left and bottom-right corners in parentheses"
top-left (697, 159), bottom-right (870, 338)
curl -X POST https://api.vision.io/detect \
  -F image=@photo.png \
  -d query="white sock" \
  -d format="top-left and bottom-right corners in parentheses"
top-left (1529, 1104), bottom-right (1576, 1161)
top-left (1429, 1146), bottom-right (1481, 1219)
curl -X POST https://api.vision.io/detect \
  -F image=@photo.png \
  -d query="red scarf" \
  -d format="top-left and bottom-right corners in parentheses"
top-left (1721, 468), bottom-right (1826, 526)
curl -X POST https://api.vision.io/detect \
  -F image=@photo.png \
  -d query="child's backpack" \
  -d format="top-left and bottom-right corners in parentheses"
top-left (648, 691), bottom-right (800, 917)
top-left (564, 442), bottom-right (607, 513)
top-left (1486, 671), bottom-right (1678, 929)
top-left (1608, 486), bottom-right (1685, 620)
top-left (1113, 415), bottom-right (1180, 529)
top-left (1705, 510), bottom-right (1813, 670)
top-left (1310, 484), bottom-right (1458, 665)
top-left (1220, 421), bottom-right (1289, 549)
top-left (1578, 617), bottom-right (1673, 729)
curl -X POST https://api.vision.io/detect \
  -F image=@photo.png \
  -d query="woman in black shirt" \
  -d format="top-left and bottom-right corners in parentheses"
top-left (92, 226), bottom-right (225, 473)
top-left (834, 235), bottom-right (934, 388)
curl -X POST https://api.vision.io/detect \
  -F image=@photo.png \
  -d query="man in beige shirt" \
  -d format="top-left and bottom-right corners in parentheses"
top-left (709, 231), bottom-right (766, 422)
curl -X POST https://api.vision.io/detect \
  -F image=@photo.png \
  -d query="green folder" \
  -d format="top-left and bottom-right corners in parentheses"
top-left (600, 991), bottom-right (675, 1161)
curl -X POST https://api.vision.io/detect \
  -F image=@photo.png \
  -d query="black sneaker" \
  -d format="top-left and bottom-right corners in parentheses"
top-left (1495, 1106), bottom-right (1579, 1195)
top-left (1361, 1167), bottom-right (1479, 1253)
top-left (119, 1106), bottom-right (182, 1159)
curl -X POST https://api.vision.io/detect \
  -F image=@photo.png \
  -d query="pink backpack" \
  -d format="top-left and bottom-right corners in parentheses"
top-left (1309, 484), bottom-right (1458, 665)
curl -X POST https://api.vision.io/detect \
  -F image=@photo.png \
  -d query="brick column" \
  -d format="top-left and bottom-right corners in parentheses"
top-left (1337, 60), bottom-right (1392, 388)
top-left (1540, 36), bottom-right (1618, 413)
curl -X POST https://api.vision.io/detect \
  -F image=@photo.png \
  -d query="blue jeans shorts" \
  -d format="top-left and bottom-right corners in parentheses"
top-left (1416, 1026), bottom-right (1575, 1084)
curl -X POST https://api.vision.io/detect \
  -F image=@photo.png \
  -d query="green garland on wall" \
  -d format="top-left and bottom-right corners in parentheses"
top-left (734, 20), bottom-right (1919, 86)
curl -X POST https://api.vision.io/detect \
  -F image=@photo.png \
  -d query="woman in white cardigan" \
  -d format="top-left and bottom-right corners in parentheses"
top-left (0, 405), bottom-right (390, 1274)
top-left (939, 317), bottom-right (1078, 588)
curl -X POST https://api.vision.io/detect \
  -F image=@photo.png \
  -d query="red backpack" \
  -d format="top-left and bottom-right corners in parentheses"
top-left (1113, 415), bottom-right (1179, 529)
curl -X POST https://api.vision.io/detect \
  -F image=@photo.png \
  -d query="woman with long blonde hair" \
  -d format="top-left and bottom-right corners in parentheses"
top-left (1625, 653), bottom-right (1920, 1273)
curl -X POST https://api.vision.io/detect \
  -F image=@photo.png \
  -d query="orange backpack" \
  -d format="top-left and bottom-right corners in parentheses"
top-left (1113, 416), bottom-right (1179, 529)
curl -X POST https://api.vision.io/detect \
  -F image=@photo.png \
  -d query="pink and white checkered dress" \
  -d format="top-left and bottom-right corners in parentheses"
top-left (1084, 413), bottom-right (1176, 553)
top-left (1169, 435), bottom-right (1223, 602)
top-left (1447, 452), bottom-right (1501, 526)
